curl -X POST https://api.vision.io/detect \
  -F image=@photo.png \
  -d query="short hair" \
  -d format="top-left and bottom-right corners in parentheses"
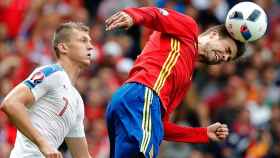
top-left (201, 24), bottom-right (246, 60)
top-left (52, 22), bottom-right (89, 58)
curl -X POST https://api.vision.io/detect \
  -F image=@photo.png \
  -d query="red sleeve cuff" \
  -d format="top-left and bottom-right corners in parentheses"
top-left (163, 121), bottom-right (209, 143)
top-left (191, 127), bottom-right (209, 143)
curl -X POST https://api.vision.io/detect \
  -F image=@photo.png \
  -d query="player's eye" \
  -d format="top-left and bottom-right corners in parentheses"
top-left (227, 56), bottom-right (232, 62)
top-left (80, 37), bottom-right (88, 43)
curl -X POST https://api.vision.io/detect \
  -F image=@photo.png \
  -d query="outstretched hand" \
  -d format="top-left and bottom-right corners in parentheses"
top-left (207, 122), bottom-right (229, 142)
top-left (105, 11), bottom-right (134, 31)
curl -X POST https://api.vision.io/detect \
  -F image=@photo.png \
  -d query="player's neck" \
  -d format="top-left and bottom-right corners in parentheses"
top-left (57, 58), bottom-right (81, 84)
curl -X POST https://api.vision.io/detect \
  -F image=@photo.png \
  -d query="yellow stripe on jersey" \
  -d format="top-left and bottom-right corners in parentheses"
top-left (153, 38), bottom-right (176, 92)
top-left (140, 88), bottom-right (153, 154)
top-left (153, 38), bottom-right (181, 93)
top-left (156, 41), bottom-right (180, 92)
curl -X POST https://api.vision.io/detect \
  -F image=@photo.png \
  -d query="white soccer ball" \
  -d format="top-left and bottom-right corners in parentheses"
top-left (225, 2), bottom-right (268, 43)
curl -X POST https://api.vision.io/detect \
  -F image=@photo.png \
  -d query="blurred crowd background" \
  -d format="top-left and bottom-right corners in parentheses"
top-left (0, 0), bottom-right (280, 158)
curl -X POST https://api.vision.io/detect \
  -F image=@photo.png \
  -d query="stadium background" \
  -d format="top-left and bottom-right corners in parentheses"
top-left (0, 0), bottom-right (280, 157)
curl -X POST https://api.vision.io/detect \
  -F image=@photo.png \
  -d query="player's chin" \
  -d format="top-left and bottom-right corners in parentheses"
top-left (203, 59), bottom-right (221, 65)
top-left (80, 59), bottom-right (92, 67)
top-left (85, 60), bottom-right (92, 66)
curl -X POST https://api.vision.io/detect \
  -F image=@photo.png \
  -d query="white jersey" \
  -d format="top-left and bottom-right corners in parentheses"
top-left (10, 64), bottom-right (85, 158)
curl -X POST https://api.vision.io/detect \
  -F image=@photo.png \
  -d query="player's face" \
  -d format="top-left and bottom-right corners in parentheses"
top-left (199, 37), bottom-right (238, 65)
top-left (66, 29), bottom-right (94, 67)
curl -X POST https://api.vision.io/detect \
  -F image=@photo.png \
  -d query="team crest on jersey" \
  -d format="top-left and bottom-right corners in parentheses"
top-left (30, 71), bottom-right (45, 85)
top-left (158, 8), bottom-right (169, 16)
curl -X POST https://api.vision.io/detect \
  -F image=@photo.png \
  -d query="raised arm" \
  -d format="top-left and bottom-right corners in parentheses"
top-left (0, 70), bottom-right (62, 158)
top-left (105, 7), bottom-right (198, 38)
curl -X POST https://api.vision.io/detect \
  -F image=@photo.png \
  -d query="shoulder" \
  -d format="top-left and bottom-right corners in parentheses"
top-left (164, 8), bottom-right (199, 37)
top-left (166, 8), bottom-right (198, 26)
top-left (179, 13), bottom-right (199, 37)
top-left (25, 64), bottom-right (64, 88)
top-left (34, 64), bottom-right (65, 82)
top-left (37, 64), bottom-right (64, 78)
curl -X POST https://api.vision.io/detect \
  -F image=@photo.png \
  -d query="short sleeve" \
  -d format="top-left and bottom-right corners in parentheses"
top-left (66, 99), bottom-right (85, 138)
top-left (23, 68), bottom-right (48, 101)
top-left (66, 117), bottom-right (85, 138)
top-left (23, 65), bottom-right (62, 101)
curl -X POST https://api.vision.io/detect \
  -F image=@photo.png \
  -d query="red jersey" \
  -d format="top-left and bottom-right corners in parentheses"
top-left (123, 7), bottom-right (208, 143)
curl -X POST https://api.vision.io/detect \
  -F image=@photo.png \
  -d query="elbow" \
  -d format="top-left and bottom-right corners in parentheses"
top-left (1, 99), bottom-right (17, 115)
top-left (1, 99), bottom-right (10, 113)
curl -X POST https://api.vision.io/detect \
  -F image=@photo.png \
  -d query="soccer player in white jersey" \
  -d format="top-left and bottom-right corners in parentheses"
top-left (0, 22), bottom-right (94, 158)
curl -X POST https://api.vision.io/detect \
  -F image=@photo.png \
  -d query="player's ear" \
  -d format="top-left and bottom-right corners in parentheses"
top-left (57, 43), bottom-right (69, 55)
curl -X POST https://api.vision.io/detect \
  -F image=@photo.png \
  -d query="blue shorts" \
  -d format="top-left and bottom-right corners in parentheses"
top-left (106, 82), bottom-right (164, 158)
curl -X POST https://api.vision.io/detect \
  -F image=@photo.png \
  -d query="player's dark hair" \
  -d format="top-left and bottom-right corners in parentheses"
top-left (52, 22), bottom-right (89, 58)
top-left (203, 24), bottom-right (246, 60)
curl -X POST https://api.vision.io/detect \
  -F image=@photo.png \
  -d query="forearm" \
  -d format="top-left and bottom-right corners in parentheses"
top-left (122, 7), bottom-right (198, 37)
top-left (65, 137), bottom-right (91, 158)
top-left (122, 7), bottom-right (155, 27)
top-left (163, 121), bottom-right (209, 143)
top-left (1, 102), bottom-right (48, 148)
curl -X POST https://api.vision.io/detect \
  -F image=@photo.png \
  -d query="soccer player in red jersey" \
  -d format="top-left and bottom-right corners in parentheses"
top-left (105, 7), bottom-right (245, 158)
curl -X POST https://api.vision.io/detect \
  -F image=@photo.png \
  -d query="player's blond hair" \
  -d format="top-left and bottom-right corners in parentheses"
top-left (52, 22), bottom-right (89, 58)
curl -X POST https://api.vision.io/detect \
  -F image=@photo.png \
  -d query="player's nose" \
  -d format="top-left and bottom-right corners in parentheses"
top-left (88, 42), bottom-right (94, 50)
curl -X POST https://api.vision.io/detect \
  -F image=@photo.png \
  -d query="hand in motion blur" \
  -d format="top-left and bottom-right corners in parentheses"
top-left (105, 11), bottom-right (134, 31)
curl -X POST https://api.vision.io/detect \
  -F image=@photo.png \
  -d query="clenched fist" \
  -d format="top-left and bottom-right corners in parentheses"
top-left (207, 122), bottom-right (229, 142)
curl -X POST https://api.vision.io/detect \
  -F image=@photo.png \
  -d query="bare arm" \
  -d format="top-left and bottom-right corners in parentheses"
top-left (0, 84), bottom-right (62, 158)
top-left (65, 137), bottom-right (91, 158)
